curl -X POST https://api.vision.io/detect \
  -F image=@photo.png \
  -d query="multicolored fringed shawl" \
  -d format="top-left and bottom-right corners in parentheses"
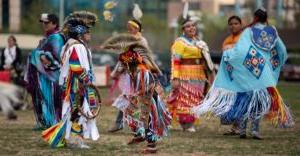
top-left (26, 32), bottom-right (65, 128)
top-left (193, 24), bottom-right (294, 128)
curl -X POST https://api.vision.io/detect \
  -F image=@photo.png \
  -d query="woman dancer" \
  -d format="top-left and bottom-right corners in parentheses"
top-left (167, 18), bottom-right (214, 132)
top-left (193, 8), bottom-right (294, 139)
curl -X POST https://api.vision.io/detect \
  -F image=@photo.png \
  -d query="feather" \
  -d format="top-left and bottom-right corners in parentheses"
top-left (101, 34), bottom-right (162, 74)
top-left (103, 10), bottom-right (114, 22)
top-left (64, 11), bottom-right (98, 27)
top-left (104, 1), bottom-right (118, 10)
top-left (62, 11), bottom-right (98, 35)
top-left (183, 1), bottom-right (189, 19)
top-left (101, 33), bottom-right (142, 53)
top-left (133, 3), bottom-right (143, 20)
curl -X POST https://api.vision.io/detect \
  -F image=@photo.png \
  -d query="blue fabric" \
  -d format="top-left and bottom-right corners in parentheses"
top-left (30, 33), bottom-right (65, 82)
top-left (213, 24), bottom-right (287, 92)
top-left (243, 46), bottom-right (266, 79)
top-left (40, 73), bottom-right (57, 126)
top-left (70, 25), bottom-right (87, 35)
top-left (220, 92), bottom-right (252, 124)
top-left (250, 25), bottom-right (278, 51)
top-left (239, 118), bottom-right (260, 135)
top-left (28, 32), bottom-right (65, 128)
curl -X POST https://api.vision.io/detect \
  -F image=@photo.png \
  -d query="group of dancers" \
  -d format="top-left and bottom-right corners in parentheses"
top-left (24, 7), bottom-right (294, 154)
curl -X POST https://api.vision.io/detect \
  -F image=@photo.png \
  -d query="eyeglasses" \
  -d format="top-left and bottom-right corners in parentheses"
top-left (41, 21), bottom-right (50, 25)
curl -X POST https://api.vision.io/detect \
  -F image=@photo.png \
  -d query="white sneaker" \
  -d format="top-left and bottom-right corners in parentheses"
top-left (68, 137), bottom-right (91, 149)
top-left (79, 144), bottom-right (90, 149)
top-left (186, 126), bottom-right (196, 132)
top-left (251, 131), bottom-right (263, 140)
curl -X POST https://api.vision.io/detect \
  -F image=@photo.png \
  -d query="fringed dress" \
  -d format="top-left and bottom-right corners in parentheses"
top-left (25, 31), bottom-right (64, 129)
top-left (167, 36), bottom-right (208, 127)
top-left (112, 63), bottom-right (172, 142)
top-left (193, 24), bottom-right (294, 128)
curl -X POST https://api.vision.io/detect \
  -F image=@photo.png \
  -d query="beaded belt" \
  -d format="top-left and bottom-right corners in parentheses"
top-left (180, 58), bottom-right (204, 65)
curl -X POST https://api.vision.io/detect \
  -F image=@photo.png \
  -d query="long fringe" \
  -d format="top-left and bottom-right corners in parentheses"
top-left (150, 95), bottom-right (172, 137)
top-left (192, 88), bottom-right (236, 118)
top-left (42, 111), bottom-right (70, 148)
top-left (266, 87), bottom-right (295, 127)
top-left (192, 87), bottom-right (294, 127)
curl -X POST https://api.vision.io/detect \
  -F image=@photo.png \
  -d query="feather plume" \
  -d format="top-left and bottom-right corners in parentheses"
top-left (101, 34), bottom-right (161, 74)
top-left (183, 1), bottom-right (189, 19)
top-left (62, 11), bottom-right (98, 36)
top-left (104, 1), bottom-right (118, 10)
top-left (133, 3), bottom-right (143, 20)
top-left (103, 10), bottom-right (114, 22)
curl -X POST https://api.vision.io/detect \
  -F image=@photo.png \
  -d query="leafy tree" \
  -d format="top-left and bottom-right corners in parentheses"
top-left (21, 0), bottom-right (52, 34)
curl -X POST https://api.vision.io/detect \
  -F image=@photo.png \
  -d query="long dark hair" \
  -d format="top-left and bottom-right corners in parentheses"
top-left (247, 8), bottom-right (268, 28)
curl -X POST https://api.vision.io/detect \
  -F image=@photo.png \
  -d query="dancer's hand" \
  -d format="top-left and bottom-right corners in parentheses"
top-left (40, 55), bottom-right (51, 66)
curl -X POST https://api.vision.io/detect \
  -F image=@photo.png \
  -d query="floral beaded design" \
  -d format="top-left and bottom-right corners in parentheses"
top-left (270, 49), bottom-right (280, 70)
top-left (243, 46), bottom-right (266, 79)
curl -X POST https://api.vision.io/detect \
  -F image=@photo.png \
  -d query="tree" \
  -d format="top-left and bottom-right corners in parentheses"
top-left (21, 0), bottom-right (52, 34)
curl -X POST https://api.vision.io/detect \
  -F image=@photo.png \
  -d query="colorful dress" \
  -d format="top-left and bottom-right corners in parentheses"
top-left (25, 30), bottom-right (64, 129)
top-left (102, 34), bottom-right (171, 152)
top-left (193, 23), bottom-right (294, 128)
top-left (112, 65), bottom-right (171, 140)
top-left (42, 39), bottom-right (99, 147)
top-left (167, 36), bottom-right (209, 127)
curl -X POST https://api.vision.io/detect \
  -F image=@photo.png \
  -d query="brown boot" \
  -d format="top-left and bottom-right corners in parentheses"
top-left (107, 125), bottom-right (123, 133)
top-left (7, 113), bottom-right (17, 120)
top-left (142, 142), bottom-right (157, 154)
top-left (127, 136), bottom-right (145, 145)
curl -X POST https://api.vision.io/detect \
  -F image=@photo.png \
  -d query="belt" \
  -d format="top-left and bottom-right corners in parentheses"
top-left (180, 58), bottom-right (204, 65)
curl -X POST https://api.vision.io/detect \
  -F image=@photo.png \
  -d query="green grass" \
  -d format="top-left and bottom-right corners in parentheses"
top-left (0, 81), bottom-right (299, 155)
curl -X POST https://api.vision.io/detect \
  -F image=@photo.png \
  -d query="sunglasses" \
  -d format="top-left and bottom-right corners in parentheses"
top-left (40, 21), bottom-right (50, 25)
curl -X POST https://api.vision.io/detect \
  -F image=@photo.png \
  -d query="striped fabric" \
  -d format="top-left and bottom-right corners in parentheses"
top-left (69, 48), bottom-right (90, 85)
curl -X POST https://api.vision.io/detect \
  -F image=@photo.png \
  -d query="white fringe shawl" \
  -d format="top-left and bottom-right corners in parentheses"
top-left (192, 87), bottom-right (272, 121)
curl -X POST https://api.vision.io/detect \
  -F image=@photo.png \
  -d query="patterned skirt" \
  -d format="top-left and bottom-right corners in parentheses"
top-left (167, 80), bottom-right (206, 125)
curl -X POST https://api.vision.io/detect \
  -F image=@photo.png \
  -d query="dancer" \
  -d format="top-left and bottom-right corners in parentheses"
top-left (167, 17), bottom-right (214, 132)
top-left (222, 15), bottom-right (243, 136)
top-left (101, 34), bottom-right (171, 153)
top-left (25, 13), bottom-right (65, 129)
top-left (42, 11), bottom-right (99, 148)
top-left (108, 18), bottom-right (149, 133)
top-left (193, 8), bottom-right (294, 140)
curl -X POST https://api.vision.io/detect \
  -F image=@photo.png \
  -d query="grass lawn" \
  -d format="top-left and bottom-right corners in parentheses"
top-left (0, 81), bottom-right (299, 156)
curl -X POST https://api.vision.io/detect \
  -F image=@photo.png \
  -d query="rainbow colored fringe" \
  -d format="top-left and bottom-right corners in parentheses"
top-left (42, 112), bottom-right (70, 148)
top-left (192, 87), bottom-right (294, 128)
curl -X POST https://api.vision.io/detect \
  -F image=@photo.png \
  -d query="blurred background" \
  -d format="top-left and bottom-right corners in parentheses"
top-left (1, 0), bottom-right (300, 81)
